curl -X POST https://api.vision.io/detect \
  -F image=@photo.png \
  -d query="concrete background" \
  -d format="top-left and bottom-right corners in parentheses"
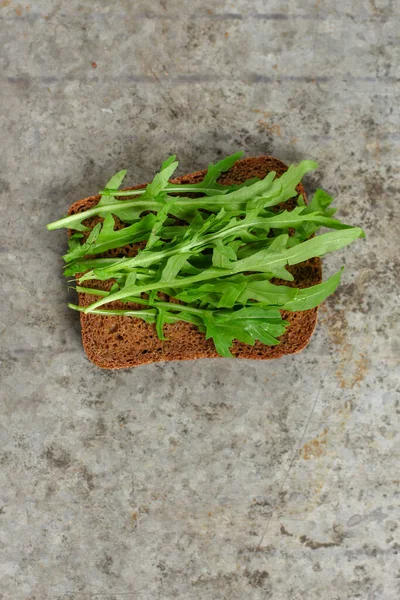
top-left (1, 1), bottom-right (399, 598)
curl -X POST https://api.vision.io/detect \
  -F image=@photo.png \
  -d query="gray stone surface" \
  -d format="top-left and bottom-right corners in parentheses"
top-left (1, 0), bottom-right (399, 598)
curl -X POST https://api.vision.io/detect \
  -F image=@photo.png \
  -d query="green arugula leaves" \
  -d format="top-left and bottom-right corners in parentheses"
top-left (48, 152), bottom-right (364, 357)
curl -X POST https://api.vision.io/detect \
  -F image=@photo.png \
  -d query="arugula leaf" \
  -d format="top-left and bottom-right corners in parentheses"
top-left (160, 254), bottom-right (192, 281)
top-left (97, 170), bottom-right (127, 207)
top-left (64, 257), bottom-right (124, 277)
top-left (68, 302), bottom-right (158, 325)
top-left (63, 232), bottom-right (85, 261)
top-left (101, 152), bottom-right (246, 197)
top-left (173, 274), bottom-right (297, 308)
top-left (143, 156), bottom-right (179, 199)
top-left (76, 206), bottom-right (355, 282)
top-left (174, 276), bottom-right (247, 308)
top-left (237, 275), bottom-right (298, 305)
top-left (63, 213), bottom-right (157, 263)
top-left (69, 299), bottom-right (289, 358)
top-left (281, 269), bottom-right (343, 311)
top-left (47, 159), bottom-right (317, 231)
top-left (94, 157), bottom-right (177, 224)
top-left (285, 227), bottom-right (363, 264)
top-left (102, 170), bottom-right (127, 193)
top-left (294, 188), bottom-right (338, 241)
top-left (155, 307), bottom-right (168, 340)
top-left (144, 197), bottom-right (177, 250)
top-left (63, 223), bottom-right (102, 263)
top-left (308, 188), bottom-right (337, 216)
top-left (185, 152), bottom-right (245, 196)
top-left (212, 242), bottom-right (238, 269)
top-left (82, 227), bottom-right (363, 312)
top-left (203, 306), bottom-right (289, 358)
top-left (172, 270), bottom-right (341, 311)
top-left (72, 265), bottom-right (344, 356)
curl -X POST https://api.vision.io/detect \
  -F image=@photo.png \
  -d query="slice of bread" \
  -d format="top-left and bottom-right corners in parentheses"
top-left (68, 157), bottom-right (322, 369)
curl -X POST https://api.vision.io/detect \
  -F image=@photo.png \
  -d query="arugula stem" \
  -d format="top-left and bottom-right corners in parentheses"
top-left (47, 200), bottom-right (161, 231)
top-left (99, 185), bottom-right (229, 197)
top-left (82, 265), bottom-right (257, 312)
top-left (47, 171), bottom-right (281, 231)
top-left (69, 303), bottom-right (158, 320)
top-left (68, 302), bottom-right (204, 328)
top-left (75, 286), bottom-right (108, 296)
top-left (75, 286), bottom-right (206, 316)
top-left (47, 195), bottom-right (258, 231)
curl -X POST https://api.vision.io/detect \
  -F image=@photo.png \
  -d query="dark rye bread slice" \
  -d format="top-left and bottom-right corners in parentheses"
top-left (68, 157), bottom-right (322, 369)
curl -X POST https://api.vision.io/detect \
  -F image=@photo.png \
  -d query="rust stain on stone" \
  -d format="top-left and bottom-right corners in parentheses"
top-left (252, 109), bottom-right (273, 118)
top-left (319, 305), bottom-right (369, 388)
top-left (257, 119), bottom-right (282, 137)
top-left (336, 352), bottom-right (369, 389)
top-left (319, 305), bottom-right (348, 346)
top-left (302, 428), bottom-right (328, 460)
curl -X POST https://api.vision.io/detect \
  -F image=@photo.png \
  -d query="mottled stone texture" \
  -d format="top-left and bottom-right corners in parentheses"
top-left (1, 1), bottom-right (399, 599)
